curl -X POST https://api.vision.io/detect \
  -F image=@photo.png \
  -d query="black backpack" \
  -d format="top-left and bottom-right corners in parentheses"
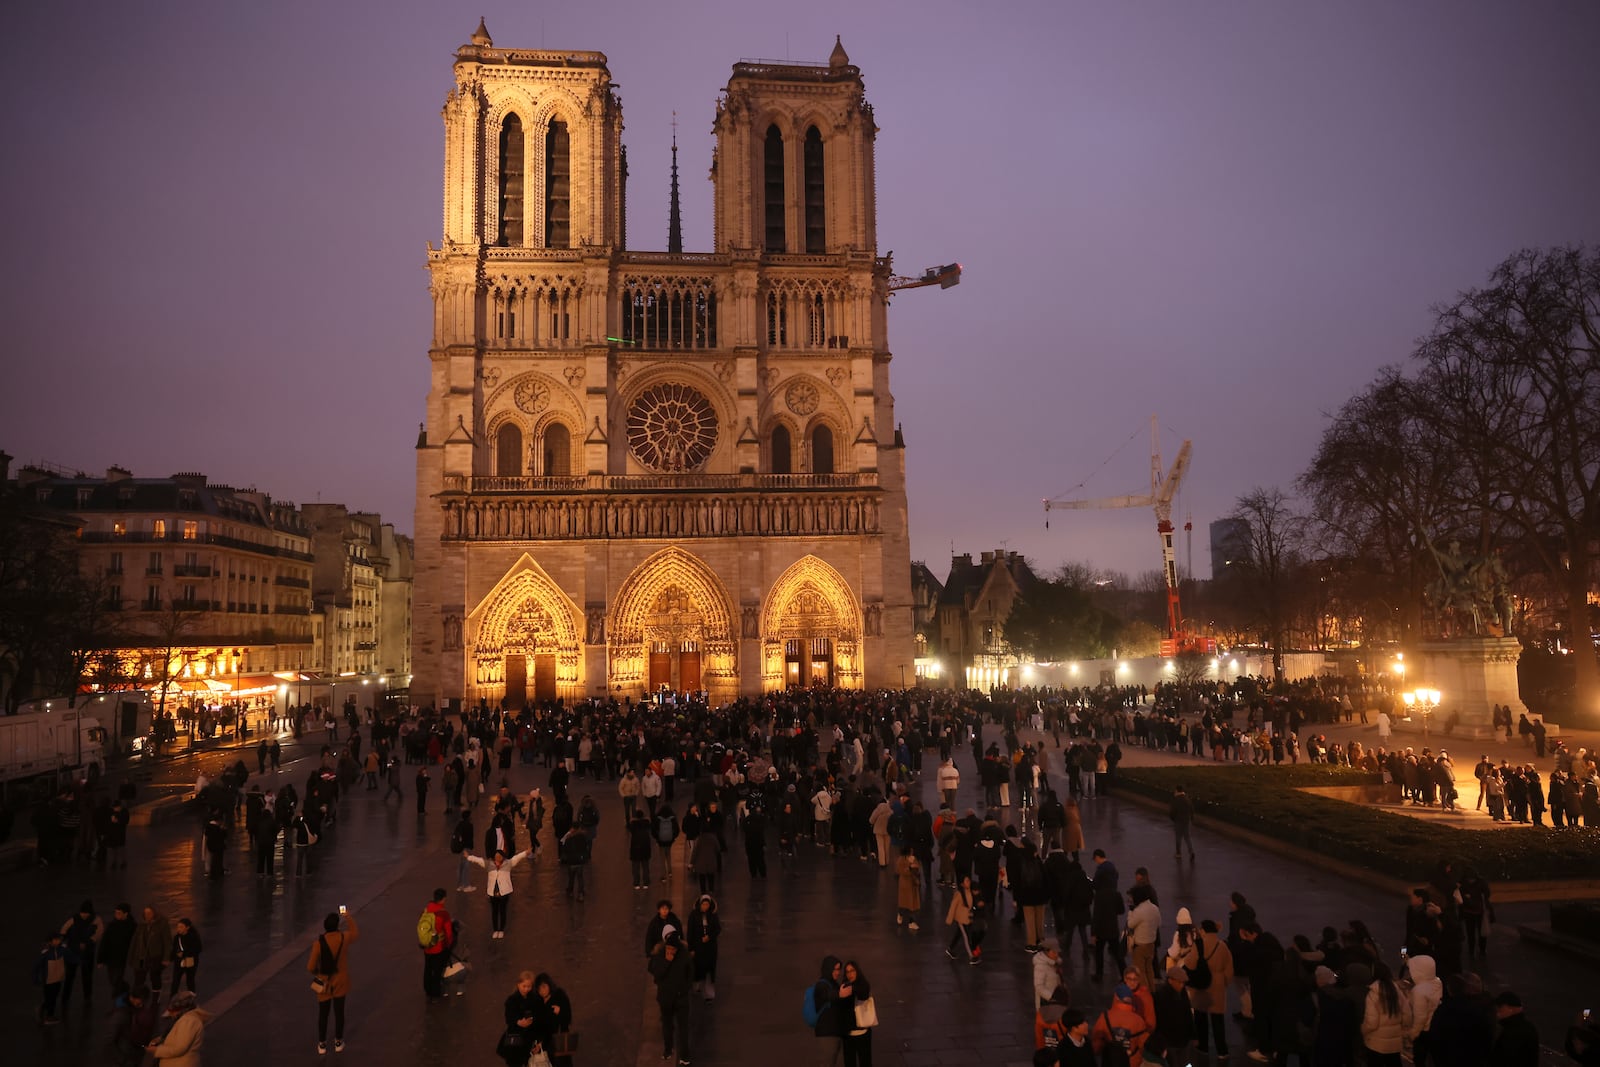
top-left (887, 810), bottom-right (908, 839)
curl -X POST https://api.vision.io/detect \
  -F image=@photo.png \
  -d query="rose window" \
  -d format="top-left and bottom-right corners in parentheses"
top-left (513, 378), bottom-right (550, 415)
top-left (785, 380), bottom-right (819, 415)
top-left (626, 382), bottom-right (718, 471)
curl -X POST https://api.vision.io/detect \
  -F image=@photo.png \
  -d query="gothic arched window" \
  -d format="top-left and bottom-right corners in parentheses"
top-left (803, 125), bottom-right (825, 253)
top-left (811, 424), bottom-right (834, 475)
top-left (496, 423), bottom-right (523, 477)
top-left (498, 114), bottom-right (524, 247)
top-left (543, 423), bottom-right (571, 476)
top-left (771, 425), bottom-right (793, 475)
top-left (764, 125), bottom-right (786, 252)
top-left (545, 120), bottom-right (571, 248)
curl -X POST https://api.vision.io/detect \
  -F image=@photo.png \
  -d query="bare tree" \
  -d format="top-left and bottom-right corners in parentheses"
top-left (1299, 371), bottom-right (1466, 641)
top-left (1230, 487), bottom-right (1305, 680)
top-left (1416, 247), bottom-right (1600, 719)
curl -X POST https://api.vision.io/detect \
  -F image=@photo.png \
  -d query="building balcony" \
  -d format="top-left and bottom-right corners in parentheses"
top-left (81, 529), bottom-right (313, 562)
top-left (273, 575), bottom-right (310, 588)
top-left (173, 564), bottom-right (212, 578)
top-left (174, 599), bottom-right (221, 612)
top-left (145, 566), bottom-right (164, 576)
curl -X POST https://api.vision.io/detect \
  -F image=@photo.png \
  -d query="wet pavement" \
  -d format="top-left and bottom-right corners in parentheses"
top-left (5, 723), bottom-right (1590, 1066)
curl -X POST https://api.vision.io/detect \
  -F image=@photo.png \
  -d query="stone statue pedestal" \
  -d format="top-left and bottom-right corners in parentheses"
top-left (1402, 637), bottom-right (1526, 740)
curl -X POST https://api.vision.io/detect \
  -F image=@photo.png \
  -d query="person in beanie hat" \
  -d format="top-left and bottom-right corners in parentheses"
top-left (647, 928), bottom-right (694, 1064)
top-left (147, 990), bottom-right (212, 1066)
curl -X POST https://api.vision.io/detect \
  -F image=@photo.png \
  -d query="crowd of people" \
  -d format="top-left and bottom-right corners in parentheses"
top-left (20, 677), bottom-right (1600, 1066)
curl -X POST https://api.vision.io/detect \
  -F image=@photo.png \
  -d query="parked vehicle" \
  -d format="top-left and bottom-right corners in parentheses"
top-left (0, 702), bottom-right (105, 789)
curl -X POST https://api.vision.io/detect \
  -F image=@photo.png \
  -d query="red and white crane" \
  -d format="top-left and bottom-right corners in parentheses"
top-left (1043, 416), bottom-right (1216, 656)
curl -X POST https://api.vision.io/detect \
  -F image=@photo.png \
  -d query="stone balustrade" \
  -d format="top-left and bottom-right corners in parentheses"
top-left (439, 485), bottom-right (882, 541)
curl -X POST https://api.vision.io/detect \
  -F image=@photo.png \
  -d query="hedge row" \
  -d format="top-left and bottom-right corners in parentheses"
top-left (1116, 764), bottom-right (1600, 882)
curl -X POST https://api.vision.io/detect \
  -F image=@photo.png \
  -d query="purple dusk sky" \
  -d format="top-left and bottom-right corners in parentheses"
top-left (3, 2), bottom-right (1597, 581)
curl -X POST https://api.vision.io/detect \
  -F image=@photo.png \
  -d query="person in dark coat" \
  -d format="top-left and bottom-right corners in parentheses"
top-left (531, 972), bottom-right (575, 1067)
top-left (1427, 972), bottom-right (1493, 1067)
top-left (502, 971), bottom-right (541, 1067)
top-left (1089, 850), bottom-right (1126, 981)
top-left (1152, 964), bottom-right (1196, 1060)
top-left (1490, 991), bottom-right (1539, 1067)
top-left (1238, 923), bottom-right (1284, 1056)
top-left (627, 808), bottom-right (655, 888)
top-left (100, 903), bottom-right (137, 997)
top-left (648, 930), bottom-right (694, 1065)
top-left (1046, 848), bottom-right (1093, 961)
top-left (687, 894), bottom-right (723, 1000)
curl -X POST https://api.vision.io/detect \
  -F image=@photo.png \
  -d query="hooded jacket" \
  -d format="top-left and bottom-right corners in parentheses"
top-left (1092, 996), bottom-right (1151, 1060)
top-left (1406, 955), bottom-right (1443, 1038)
top-left (147, 1005), bottom-right (213, 1067)
top-left (687, 896), bottom-right (721, 959)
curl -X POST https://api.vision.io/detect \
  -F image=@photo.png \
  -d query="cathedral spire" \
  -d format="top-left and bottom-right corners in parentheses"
top-left (667, 112), bottom-right (683, 255)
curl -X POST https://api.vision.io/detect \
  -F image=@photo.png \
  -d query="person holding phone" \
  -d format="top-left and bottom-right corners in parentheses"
top-left (307, 909), bottom-right (359, 1055)
top-left (500, 971), bottom-right (540, 1067)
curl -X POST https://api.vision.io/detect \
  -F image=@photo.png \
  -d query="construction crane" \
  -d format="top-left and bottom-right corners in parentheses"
top-left (886, 262), bottom-right (962, 293)
top-left (1043, 416), bottom-right (1216, 656)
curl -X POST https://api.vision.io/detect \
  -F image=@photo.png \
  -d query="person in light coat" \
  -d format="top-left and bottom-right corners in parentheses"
top-left (1360, 960), bottom-right (1414, 1065)
top-left (640, 768), bottom-right (663, 818)
top-left (146, 991), bottom-right (211, 1067)
top-left (1176, 918), bottom-right (1234, 1059)
top-left (465, 847), bottom-right (534, 939)
top-left (869, 797), bottom-right (894, 867)
top-left (936, 759), bottom-right (961, 809)
top-left (619, 769), bottom-right (641, 821)
top-left (1405, 953), bottom-right (1442, 1064)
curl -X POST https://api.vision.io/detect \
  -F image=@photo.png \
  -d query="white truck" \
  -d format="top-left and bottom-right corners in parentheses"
top-left (0, 701), bottom-right (107, 788)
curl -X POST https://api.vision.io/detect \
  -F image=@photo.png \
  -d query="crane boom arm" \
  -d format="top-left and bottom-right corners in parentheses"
top-left (1152, 441), bottom-right (1192, 519)
top-left (1044, 492), bottom-right (1153, 512)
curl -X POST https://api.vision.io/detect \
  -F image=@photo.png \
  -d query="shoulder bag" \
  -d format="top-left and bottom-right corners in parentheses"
top-left (854, 996), bottom-right (879, 1028)
top-left (310, 935), bottom-right (342, 995)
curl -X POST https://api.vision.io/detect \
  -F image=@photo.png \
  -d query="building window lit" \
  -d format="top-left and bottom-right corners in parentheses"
top-left (152, 519), bottom-right (166, 539)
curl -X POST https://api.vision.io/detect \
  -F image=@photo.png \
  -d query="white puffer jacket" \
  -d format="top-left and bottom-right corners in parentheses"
top-left (1361, 980), bottom-right (1414, 1054)
top-left (1406, 955), bottom-right (1443, 1038)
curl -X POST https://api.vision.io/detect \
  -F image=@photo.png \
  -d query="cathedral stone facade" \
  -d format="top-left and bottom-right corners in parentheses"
top-left (411, 22), bottom-right (915, 708)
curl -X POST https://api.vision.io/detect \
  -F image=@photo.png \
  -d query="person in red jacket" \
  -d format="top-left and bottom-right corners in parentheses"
top-left (419, 889), bottom-right (455, 999)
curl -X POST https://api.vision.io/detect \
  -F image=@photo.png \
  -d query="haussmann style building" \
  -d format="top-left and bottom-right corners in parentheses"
top-left (411, 22), bottom-right (918, 708)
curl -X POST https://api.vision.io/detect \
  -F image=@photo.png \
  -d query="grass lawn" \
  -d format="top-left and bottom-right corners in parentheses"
top-left (1117, 764), bottom-right (1600, 882)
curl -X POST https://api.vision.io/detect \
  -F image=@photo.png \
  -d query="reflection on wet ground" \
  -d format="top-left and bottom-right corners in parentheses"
top-left (4, 726), bottom-right (1587, 1066)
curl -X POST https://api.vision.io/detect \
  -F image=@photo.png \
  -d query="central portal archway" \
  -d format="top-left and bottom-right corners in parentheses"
top-left (760, 555), bottom-right (863, 690)
top-left (610, 547), bottom-right (738, 703)
top-left (467, 555), bottom-right (584, 706)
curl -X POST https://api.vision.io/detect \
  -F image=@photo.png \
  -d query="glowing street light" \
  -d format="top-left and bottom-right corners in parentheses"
top-left (1402, 688), bottom-right (1441, 738)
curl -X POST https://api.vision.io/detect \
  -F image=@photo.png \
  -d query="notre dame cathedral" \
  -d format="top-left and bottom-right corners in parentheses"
top-left (411, 21), bottom-right (915, 708)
